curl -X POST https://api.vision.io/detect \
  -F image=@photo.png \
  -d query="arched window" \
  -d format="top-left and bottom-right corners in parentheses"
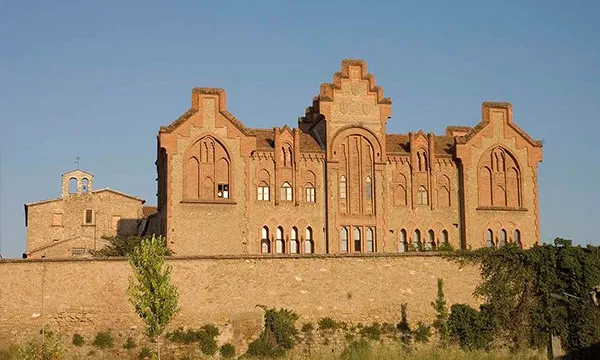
top-left (442, 230), bottom-right (449, 245)
top-left (281, 182), bottom-right (292, 201)
top-left (305, 227), bottom-right (314, 254)
top-left (340, 175), bottom-right (347, 199)
top-left (354, 227), bottom-right (362, 252)
top-left (418, 186), bottom-right (428, 205)
top-left (257, 182), bottom-right (270, 201)
top-left (413, 229), bottom-right (421, 251)
top-left (427, 230), bottom-right (435, 250)
top-left (399, 229), bottom-right (407, 253)
top-left (261, 227), bottom-right (270, 254)
top-left (282, 145), bottom-right (293, 167)
top-left (341, 227), bottom-right (348, 252)
top-left (305, 184), bottom-right (315, 203)
top-left (486, 229), bottom-right (494, 248)
top-left (290, 227), bottom-right (299, 254)
top-left (366, 228), bottom-right (374, 253)
top-left (499, 229), bottom-right (507, 247)
top-left (276, 227), bottom-right (284, 254)
top-left (69, 178), bottom-right (78, 194)
top-left (514, 229), bottom-right (521, 248)
top-left (81, 178), bottom-right (89, 193)
top-left (365, 176), bottom-right (372, 201)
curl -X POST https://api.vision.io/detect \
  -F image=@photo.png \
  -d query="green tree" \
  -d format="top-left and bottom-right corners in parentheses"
top-left (431, 278), bottom-right (450, 342)
top-left (128, 235), bottom-right (180, 360)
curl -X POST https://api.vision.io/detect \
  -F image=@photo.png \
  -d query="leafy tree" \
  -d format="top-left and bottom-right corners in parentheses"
top-left (247, 306), bottom-right (299, 358)
top-left (431, 278), bottom-right (450, 342)
top-left (95, 235), bottom-right (173, 257)
top-left (128, 235), bottom-right (180, 360)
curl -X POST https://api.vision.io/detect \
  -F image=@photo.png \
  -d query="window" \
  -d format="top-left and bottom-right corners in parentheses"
top-left (261, 226), bottom-right (270, 254)
top-left (354, 227), bottom-right (361, 252)
top-left (442, 230), bottom-right (449, 245)
top-left (399, 229), bottom-right (407, 253)
top-left (112, 215), bottom-right (121, 231)
top-left (52, 213), bottom-right (63, 227)
top-left (341, 227), bottom-right (348, 252)
top-left (257, 182), bottom-right (270, 201)
top-left (72, 248), bottom-right (86, 256)
top-left (340, 175), bottom-right (347, 199)
top-left (365, 176), bottom-right (372, 201)
top-left (486, 229), bottom-right (494, 248)
top-left (427, 230), bottom-right (435, 250)
top-left (290, 227), bottom-right (299, 254)
top-left (82, 178), bottom-right (89, 193)
top-left (514, 229), bottom-right (521, 248)
top-left (305, 227), bottom-right (314, 254)
top-left (305, 185), bottom-right (315, 203)
top-left (276, 227), bottom-right (284, 254)
top-left (217, 183), bottom-right (229, 199)
top-left (413, 229), bottom-right (421, 251)
top-left (84, 209), bottom-right (93, 225)
top-left (281, 182), bottom-right (292, 201)
top-left (366, 228), bottom-right (374, 252)
top-left (499, 229), bottom-right (507, 247)
top-left (418, 186), bottom-right (428, 205)
top-left (69, 178), bottom-right (77, 194)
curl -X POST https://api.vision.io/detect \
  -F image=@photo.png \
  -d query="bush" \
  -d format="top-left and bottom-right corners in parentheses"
top-left (341, 339), bottom-right (372, 360)
top-left (447, 304), bottom-right (493, 350)
top-left (359, 322), bottom-right (382, 341)
top-left (412, 322), bottom-right (431, 343)
top-left (123, 336), bottom-right (136, 350)
top-left (246, 307), bottom-right (299, 358)
top-left (92, 330), bottom-right (115, 349)
top-left (72, 333), bottom-right (85, 347)
top-left (301, 322), bottom-right (314, 333)
top-left (198, 324), bottom-right (219, 355)
top-left (396, 303), bottom-right (412, 344)
top-left (219, 343), bottom-right (236, 358)
top-left (318, 317), bottom-right (338, 330)
top-left (19, 331), bottom-right (63, 360)
top-left (138, 346), bottom-right (153, 360)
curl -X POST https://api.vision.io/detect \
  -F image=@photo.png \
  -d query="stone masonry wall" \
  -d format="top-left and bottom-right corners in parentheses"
top-left (0, 254), bottom-right (481, 349)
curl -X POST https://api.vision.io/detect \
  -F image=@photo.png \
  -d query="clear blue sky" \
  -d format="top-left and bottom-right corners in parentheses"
top-left (1, 1), bottom-right (598, 258)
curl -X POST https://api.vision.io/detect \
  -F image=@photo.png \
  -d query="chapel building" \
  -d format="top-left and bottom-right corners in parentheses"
top-left (156, 59), bottom-right (543, 256)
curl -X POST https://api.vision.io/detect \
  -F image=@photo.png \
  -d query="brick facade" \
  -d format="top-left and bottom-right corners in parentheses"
top-left (157, 59), bottom-right (543, 256)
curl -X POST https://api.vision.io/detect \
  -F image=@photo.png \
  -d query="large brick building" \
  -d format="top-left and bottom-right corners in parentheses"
top-left (155, 59), bottom-right (543, 256)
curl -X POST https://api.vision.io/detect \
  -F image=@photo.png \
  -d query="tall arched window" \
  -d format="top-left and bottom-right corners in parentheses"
top-left (290, 227), bottom-right (299, 254)
top-left (442, 230), bottom-right (449, 245)
top-left (276, 227), bottom-right (284, 254)
top-left (257, 182), bottom-right (270, 201)
top-left (413, 229), bottom-right (421, 251)
top-left (354, 227), bottom-right (362, 252)
top-left (341, 227), bottom-right (348, 252)
top-left (418, 186), bottom-right (428, 205)
top-left (261, 226), bottom-right (270, 254)
top-left (366, 228), bottom-right (374, 253)
top-left (69, 178), bottom-right (78, 194)
top-left (399, 229), bottom-right (407, 253)
top-left (499, 229), bottom-right (507, 247)
top-left (486, 229), bottom-right (494, 248)
top-left (340, 175), bottom-right (347, 199)
top-left (365, 176), bottom-right (372, 201)
top-left (281, 182), bottom-right (292, 201)
top-left (305, 227), bottom-right (314, 254)
top-left (427, 230), bottom-right (435, 250)
top-left (514, 229), bottom-right (521, 248)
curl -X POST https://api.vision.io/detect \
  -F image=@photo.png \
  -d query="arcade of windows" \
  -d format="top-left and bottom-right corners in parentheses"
top-left (257, 182), bottom-right (316, 203)
top-left (485, 228), bottom-right (522, 248)
top-left (340, 226), bottom-right (376, 253)
top-left (261, 226), bottom-right (315, 254)
top-left (396, 228), bottom-right (449, 252)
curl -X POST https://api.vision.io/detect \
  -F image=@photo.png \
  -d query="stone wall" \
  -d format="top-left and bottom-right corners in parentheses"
top-left (0, 254), bottom-right (481, 349)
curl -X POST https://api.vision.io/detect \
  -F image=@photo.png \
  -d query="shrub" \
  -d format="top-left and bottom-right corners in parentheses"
top-left (396, 303), bottom-right (412, 344)
top-left (301, 322), bottom-right (314, 333)
top-left (72, 333), bottom-right (85, 347)
top-left (166, 327), bottom-right (202, 344)
top-left (123, 336), bottom-right (136, 350)
top-left (318, 317), bottom-right (338, 330)
top-left (198, 324), bottom-right (219, 355)
top-left (431, 278), bottom-right (450, 342)
top-left (341, 339), bottom-right (372, 360)
top-left (138, 346), bottom-right (153, 360)
top-left (219, 343), bottom-right (236, 358)
top-left (19, 331), bottom-right (63, 360)
top-left (359, 322), bottom-right (382, 341)
top-left (447, 303), bottom-right (493, 350)
top-left (246, 306), bottom-right (299, 358)
top-left (92, 330), bottom-right (115, 349)
top-left (412, 322), bottom-right (431, 343)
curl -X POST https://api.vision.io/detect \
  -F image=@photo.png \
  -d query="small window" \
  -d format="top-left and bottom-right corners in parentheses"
top-left (513, 229), bottom-right (521, 248)
top-left (261, 226), bottom-right (270, 254)
top-left (486, 229), bottom-right (494, 248)
top-left (81, 178), bottom-right (89, 193)
top-left (217, 183), bottom-right (229, 199)
top-left (340, 175), bottom-right (347, 199)
top-left (341, 227), bottom-right (348, 252)
top-left (84, 209), bottom-right (93, 225)
top-left (365, 176), bottom-right (372, 201)
top-left (427, 230), bottom-right (435, 250)
top-left (499, 229), bottom-right (507, 247)
top-left (276, 227), bottom-right (284, 254)
top-left (291, 227), bottom-right (299, 254)
top-left (366, 227), bottom-right (374, 253)
top-left (399, 229), bottom-right (407, 253)
top-left (442, 230), bottom-right (449, 245)
top-left (305, 227), bottom-right (314, 254)
top-left (52, 213), bottom-right (63, 226)
top-left (112, 215), bottom-right (121, 231)
top-left (413, 229), bottom-right (421, 251)
top-left (72, 248), bottom-right (85, 256)
top-left (418, 186), bottom-right (428, 205)
top-left (69, 178), bottom-right (78, 194)
top-left (305, 185), bottom-right (315, 203)
top-left (281, 182), bottom-right (292, 201)
top-left (354, 227), bottom-right (362, 252)
top-left (257, 182), bottom-right (270, 201)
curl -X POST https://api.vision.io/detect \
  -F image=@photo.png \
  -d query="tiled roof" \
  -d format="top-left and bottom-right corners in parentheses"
top-left (386, 134), bottom-right (410, 154)
top-left (142, 206), bottom-right (158, 219)
top-left (249, 129), bottom-right (275, 151)
top-left (299, 132), bottom-right (323, 152)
